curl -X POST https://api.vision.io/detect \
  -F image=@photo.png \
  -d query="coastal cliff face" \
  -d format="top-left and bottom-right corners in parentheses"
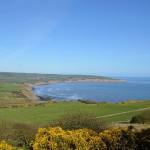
top-left (21, 83), bottom-right (40, 101)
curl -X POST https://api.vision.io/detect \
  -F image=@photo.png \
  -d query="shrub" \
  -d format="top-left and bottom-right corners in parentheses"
top-left (0, 121), bottom-right (14, 142)
top-left (100, 128), bottom-right (136, 150)
top-left (11, 123), bottom-right (37, 149)
top-left (31, 126), bottom-right (150, 150)
top-left (78, 99), bottom-right (98, 104)
top-left (130, 115), bottom-right (145, 124)
top-left (0, 121), bottom-right (37, 149)
top-left (32, 127), bottom-right (107, 150)
top-left (130, 110), bottom-right (150, 124)
top-left (0, 141), bottom-right (14, 150)
top-left (135, 128), bottom-right (150, 150)
top-left (51, 112), bottom-right (107, 133)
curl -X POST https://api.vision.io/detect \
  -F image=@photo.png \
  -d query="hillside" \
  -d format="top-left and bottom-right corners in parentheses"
top-left (0, 72), bottom-right (122, 84)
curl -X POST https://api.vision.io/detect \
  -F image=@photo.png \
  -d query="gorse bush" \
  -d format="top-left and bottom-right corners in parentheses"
top-left (0, 141), bottom-right (14, 150)
top-left (32, 127), bottom-right (138, 150)
top-left (100, 127), bottom-right (136, 150)
top-left (51, 112), bottom-right (107, 133)
top-left (1, 126), bottom-right (150, 150)
top-left (32, 127), bottom-right (106, 150)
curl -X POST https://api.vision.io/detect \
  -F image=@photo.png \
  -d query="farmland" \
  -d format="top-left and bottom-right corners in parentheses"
top-left (0, 100), bottom-right (150, 124)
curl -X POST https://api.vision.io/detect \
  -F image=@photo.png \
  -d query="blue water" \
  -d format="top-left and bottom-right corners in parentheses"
top-left (33, 77), bottom-right (150, 102)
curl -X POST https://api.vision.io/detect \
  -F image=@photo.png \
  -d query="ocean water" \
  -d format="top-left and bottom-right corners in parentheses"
top-left (33, 77), bottom-right (150, 102)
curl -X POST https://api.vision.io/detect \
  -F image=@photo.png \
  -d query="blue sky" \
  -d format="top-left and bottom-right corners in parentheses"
top-left (0, 0), bottom-right (150, 77)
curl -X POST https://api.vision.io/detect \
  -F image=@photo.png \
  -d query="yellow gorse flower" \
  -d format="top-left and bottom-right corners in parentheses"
top-left (33, 127), bottom-right (106, 150)
top-left (32, 127), bottom-right (137, 150)
top-left (0, 141), bottom-right (14, 150)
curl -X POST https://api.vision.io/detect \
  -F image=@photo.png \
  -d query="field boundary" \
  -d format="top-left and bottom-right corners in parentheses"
top-left (96, 107), bottom-right (150, 118)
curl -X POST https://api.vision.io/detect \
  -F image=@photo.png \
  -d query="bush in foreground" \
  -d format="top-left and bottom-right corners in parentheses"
top-left (1, 126), bottom-right (150, 150)
top-left (0, 121), bottom-right (37, 149)
top-left (0, 141), bottom-right (14, 150)
top-left (100, 127), bottom-right (136, 150)
top-left (33, 127), bottom-right (106, 150)
top-left (32, 127), bottom-right (138, 150)
top-left (135, 128), bottom-right (150, 150)
top-left (11, 123), bottom-right (37, 149)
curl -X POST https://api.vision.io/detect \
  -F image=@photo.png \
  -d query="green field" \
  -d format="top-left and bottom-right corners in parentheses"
top-left (0, 83), bottom-right (30, 107)
top-left (0, 101), bottom-right (150, 125)
top-left (0, 72), bottom-right (149, 126)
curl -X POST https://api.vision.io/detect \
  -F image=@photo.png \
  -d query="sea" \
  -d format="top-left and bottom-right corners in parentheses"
top-left (33, 77), bottom-right (150, 102)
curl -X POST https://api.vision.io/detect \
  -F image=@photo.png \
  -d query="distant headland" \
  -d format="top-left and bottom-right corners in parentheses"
top-left (0, 72), bottom-right (124, 85)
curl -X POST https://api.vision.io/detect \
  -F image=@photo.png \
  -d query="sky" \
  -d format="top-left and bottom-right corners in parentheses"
top-left (0, 0), bottom-right (150, 77)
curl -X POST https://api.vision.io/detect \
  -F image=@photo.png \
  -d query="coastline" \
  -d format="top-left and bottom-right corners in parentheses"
top-left (21, 83), bottom-right (40, 101)
top-left (22, 80), bottom-right (150, 104)
top-left (22, 78), bottom-right (125, 102)
top-left (24, 79), bottom-right (126, 102)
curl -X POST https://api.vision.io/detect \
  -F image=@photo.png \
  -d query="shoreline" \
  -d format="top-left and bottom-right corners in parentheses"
top-left (22, 78), bottom-right (125, 102)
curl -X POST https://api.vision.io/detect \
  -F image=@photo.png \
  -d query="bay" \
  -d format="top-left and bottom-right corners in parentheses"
top-left (33, 77), bottom-right (150, 102)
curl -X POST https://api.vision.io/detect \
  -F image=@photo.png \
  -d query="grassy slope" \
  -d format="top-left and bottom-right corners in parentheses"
top-left (0, 101), bottom-right (150, 124)
top-left (0, 83), bottom-right (31, 107)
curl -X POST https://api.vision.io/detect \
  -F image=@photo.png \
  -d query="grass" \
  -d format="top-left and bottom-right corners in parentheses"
top-left (0, 75), bottom-right (149, 126)
top-left (0, 101), bottom-right (150, 125)
top-left (0, 83), bottom-right (30, 107)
